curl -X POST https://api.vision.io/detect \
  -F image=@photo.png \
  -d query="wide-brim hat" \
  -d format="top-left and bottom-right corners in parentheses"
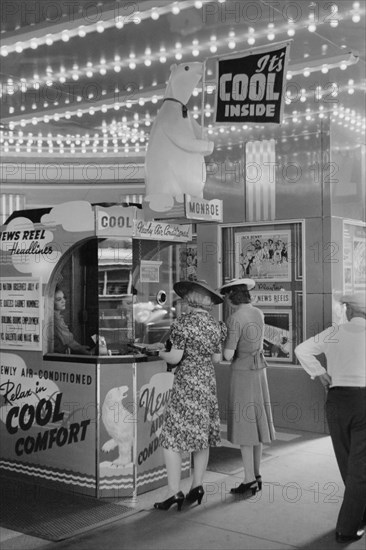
top-left (174, 279), bottom-right (223, 304)
top-left (219, 278), bottom-right (256, 293)
top-left (336, 291), bottom-right (366, 314)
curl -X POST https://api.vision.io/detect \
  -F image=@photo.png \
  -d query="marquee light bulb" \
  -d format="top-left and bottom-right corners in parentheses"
top-left (115, 17), bottom-right (124, 29)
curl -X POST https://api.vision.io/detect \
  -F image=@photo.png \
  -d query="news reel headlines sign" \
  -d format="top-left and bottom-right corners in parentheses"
top-left (215, 41), bottom-right (290, 124)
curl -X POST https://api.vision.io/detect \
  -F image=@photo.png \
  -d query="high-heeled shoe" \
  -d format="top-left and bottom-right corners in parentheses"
top-left (186, 485), bottom-right (204, 505)
top-left (255, 475), bottom-right (262, 491)
top-left (230, 480), bottom-right (258, 495)
top-left (154, 491), bottom-right (185, 511)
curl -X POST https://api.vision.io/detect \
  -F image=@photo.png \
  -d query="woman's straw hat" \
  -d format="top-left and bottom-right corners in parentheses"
top-left (174, 279), bottom-right (223, 305)
top-left (219, 278), bottom-right (256, 293)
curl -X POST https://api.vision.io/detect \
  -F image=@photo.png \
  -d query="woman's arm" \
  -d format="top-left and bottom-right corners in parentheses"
top-left (159, 347), bottom-right (184, 365)
top-left (223, 348), bottom-right (235, 361)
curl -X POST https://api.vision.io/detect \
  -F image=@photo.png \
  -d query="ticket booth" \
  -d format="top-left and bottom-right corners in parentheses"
top-left (0, 201), bottom-right (193, 498)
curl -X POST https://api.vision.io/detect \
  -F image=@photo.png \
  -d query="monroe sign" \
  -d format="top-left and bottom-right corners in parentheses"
top-left (215, 42), bottom-right (290, 124)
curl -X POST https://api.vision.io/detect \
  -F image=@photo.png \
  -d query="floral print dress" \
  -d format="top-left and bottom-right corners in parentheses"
top-left (160, 310), bottom-right (227, 452)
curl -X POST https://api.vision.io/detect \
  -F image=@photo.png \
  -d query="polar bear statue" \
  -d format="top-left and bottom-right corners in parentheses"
top-left (145, 62), bottom-right (214, 211)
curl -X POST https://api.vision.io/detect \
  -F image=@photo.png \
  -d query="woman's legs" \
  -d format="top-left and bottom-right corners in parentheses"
top-left (163, 448), bottom-right (182, 495)
top-left (240, 445), bottom-right (256, 483)
top-left (253, 443), bottom-right (263, 477)
top-left (191, 447), bottom-right (209, 488)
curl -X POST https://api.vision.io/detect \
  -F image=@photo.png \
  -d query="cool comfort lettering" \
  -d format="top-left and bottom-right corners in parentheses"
top-left (3, 390), bottom-right (91, 457)
top-left (0, 366), bottom-right (93, 457)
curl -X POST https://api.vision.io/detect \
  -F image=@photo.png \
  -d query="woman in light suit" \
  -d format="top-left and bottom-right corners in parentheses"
top-left (220, 278), bottom-right (275, 495)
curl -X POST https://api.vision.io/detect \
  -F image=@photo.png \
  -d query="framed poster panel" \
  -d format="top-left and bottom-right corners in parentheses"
top-left (353, 236), bottom-right (366, 289)
top-left (179, 245), bottom-right (198, 281)
top-left (234, 230), bottom-right (291, 281)
top-left (262, 309), bottom-right (292, 362)
top-left (343, 221), bottom-right (366, 292)
top-left (0, 278), bottom-right (42, 350)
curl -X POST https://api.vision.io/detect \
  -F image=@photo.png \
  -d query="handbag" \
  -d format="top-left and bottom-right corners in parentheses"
top-left (250, 349), bottom-right (269, 371)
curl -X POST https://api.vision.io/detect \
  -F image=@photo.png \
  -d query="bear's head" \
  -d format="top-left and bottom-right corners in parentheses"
top-left (164, 62), bottom-right (204, 105)
top-left (103, 386), bottom-right (129, 407)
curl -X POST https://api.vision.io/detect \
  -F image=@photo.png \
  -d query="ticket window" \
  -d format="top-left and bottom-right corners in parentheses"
top-left (47, 238), bottom-right (99, 355)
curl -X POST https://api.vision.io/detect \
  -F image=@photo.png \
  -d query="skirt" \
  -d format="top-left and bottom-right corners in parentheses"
top-left (227, 367), bottom-right (276, 445)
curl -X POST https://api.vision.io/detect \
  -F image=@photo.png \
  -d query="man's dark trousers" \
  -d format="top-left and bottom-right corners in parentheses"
top-left (326, 387), bottom-right (366, 535)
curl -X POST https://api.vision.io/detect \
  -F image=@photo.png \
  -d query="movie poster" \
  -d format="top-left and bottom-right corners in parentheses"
top-left (179, 245), bottom-right (198, 281)
top-left (353, 237), bottom-right (366, 287)
top-left (262, 310), bottom-right (292, 362)
top-left (0, 278), bottom-right (42, 350)
top-left (235, 230), bottom-right (291, 281)
top-left (343, 222), bottom-right (366, 292)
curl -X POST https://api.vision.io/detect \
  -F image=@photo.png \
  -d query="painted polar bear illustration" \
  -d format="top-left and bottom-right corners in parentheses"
top-left (144, 61), bottom-right (214, 211)
top-left (101, 385), bottom-right (133, 468)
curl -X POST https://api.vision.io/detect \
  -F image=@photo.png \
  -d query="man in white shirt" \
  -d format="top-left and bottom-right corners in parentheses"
top-left (295, 292), bottom-right (366, 544)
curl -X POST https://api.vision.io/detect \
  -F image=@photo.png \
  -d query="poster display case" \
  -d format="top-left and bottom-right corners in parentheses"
top-left (0, 201), bottom-right (192, 498)
top-left (221, 221), bottom-right (304, 363)
top-left (343, 220), bottom-right (366, 293)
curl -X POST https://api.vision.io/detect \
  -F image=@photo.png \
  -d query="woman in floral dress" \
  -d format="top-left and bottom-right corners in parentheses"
top-left (154, 280), bottom-right (226, 511)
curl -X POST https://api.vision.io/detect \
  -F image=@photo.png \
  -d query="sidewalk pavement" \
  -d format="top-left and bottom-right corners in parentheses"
top-left (1, 430), bottom-right (365, 550)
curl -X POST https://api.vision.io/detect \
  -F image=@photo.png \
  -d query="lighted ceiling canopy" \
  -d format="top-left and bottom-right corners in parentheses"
top-left (0, 0), bottom-right (365, 156)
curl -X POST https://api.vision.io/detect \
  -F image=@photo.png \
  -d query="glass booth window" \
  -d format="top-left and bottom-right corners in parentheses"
top-left (132, 239), bottom-right (188, 347)
top-left (222, 223), bottom-right (303, 363)
top-left (47, 237), bottom-right (189, 355)
top-left (98, 238), bottom-right (134, 355)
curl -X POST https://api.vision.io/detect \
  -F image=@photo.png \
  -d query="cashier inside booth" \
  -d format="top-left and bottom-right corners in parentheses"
top-left (46, 236), bottom-right (186, 357)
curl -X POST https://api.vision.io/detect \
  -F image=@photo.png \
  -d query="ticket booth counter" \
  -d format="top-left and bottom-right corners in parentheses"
top-left (0, 201), bottom-right (192, 498)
